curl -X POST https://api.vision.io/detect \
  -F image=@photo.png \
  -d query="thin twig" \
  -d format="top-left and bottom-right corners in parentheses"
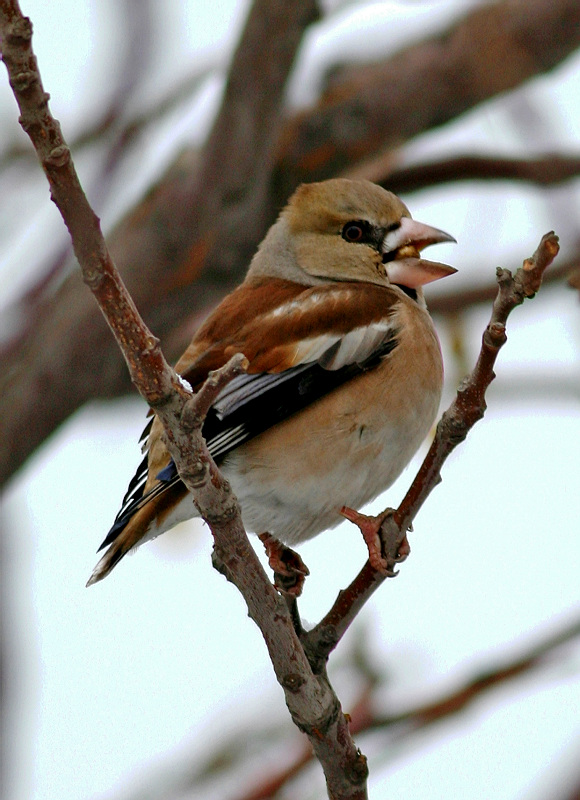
top-left (378, 614), bottom-right (580, 732)
top-left (306, 232), bottom-right (560, 658)
top-left (429, 253), bottom-right (578, 315)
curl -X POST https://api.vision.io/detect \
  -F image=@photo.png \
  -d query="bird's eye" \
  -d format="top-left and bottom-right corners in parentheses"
top-left (342, 222), bottom-right (365, 242)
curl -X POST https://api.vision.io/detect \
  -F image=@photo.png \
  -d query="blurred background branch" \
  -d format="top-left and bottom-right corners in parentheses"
top-left (2, 0), bottom-right (580, 486)
top-left (96, 615), bottom-right (580, 800)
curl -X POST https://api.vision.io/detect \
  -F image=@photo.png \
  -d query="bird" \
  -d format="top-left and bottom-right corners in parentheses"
top-left (87, 178), bottom-right (456, 588)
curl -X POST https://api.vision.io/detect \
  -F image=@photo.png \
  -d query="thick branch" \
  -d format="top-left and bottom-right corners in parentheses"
top-left (306, 232), bottom-right (560, 658)
top-left (0, 4), bottom-right (372, 797)
top-left (2, 0), bottom-right (579, 486)
top-left (274, 0), bottom-right (580, 196)
top-left (0, 0), bottom-right (319, 485)
top-left (244, 616), bottom-right (580, 797)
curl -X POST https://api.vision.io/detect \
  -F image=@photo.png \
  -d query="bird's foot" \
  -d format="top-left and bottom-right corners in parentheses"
top-left (258, 533), bottom-right (310, 597)
top-left (340, 506), bottom-right (410, 576)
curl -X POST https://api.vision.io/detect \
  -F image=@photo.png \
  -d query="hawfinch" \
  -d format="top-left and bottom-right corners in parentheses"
top-left (87, 178), bottom-right (456, 587)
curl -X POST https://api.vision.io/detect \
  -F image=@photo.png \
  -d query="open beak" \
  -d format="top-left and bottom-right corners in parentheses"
top-left (382, 217), bottom-right (457, 288)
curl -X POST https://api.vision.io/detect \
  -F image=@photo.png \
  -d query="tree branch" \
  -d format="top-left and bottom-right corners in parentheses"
top-left (1, 5), bottom-right (571, 796)
top-left (274, 0), bottom-right (580, 196)
top-left (103, 614), bottom-right (580, 800)
top-left (239, 615), bottom-right (580, 798)
top-left (305, 231), bottom-right (560, 661)
top-left (381, 153), bottom-right (580, 195)
top-left (0, 4), bottom-right (374, 797)
top-left (0, 0), bottom-right (320, 486)
top-left (2, 0), bottom-right (579, 486)
top-left (429, 252), bottom-right (578, 316)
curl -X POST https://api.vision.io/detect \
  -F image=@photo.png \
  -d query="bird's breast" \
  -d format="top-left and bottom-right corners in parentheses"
top-left (221, 301), bottom-right (443, 544)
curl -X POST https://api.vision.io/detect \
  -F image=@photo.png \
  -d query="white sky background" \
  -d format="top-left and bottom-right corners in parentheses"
top-left (1, 1), bottom-right (580, 799)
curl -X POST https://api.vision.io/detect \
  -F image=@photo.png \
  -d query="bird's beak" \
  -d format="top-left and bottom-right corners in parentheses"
top-left (382, 217), bottom-right (457, 288)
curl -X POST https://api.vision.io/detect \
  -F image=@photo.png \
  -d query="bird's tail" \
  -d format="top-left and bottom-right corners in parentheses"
top-left (86, 481), bottom-right (189, 586)
top-left (86, 539), bottom-right (134, 586)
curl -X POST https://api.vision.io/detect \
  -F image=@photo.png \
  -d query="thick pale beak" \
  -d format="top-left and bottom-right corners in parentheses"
top-left (382, 217), bottom-right (457, 288)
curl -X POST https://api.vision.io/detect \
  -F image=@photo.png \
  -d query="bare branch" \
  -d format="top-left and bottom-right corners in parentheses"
top-left (306, 232), bottom-right (560, 657)
top-left (259, 615), bottom-right (580, 797)
top-left (0, 0), bottom-right (320, 486)
top-left (379, 614), bottom-right (580, 732)
top-left (275, 0), bottom-right (580, 195)
top-left (429, 252), bottom-right (578, 315)
top-left (0, 4), bottom-right (374, 797)
top-left (106, 614), bottom-right (580, 800)
top-left (2, 0), bottom-right (579, 485)
top-left (381, 153), bottom-right (580, 195)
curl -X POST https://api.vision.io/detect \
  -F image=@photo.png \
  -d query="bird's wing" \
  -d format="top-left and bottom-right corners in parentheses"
top-left (100, 279), bottom-right (401, 549)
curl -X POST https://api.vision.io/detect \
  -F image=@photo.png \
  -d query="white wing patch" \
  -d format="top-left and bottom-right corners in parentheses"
top-left (210, 319), bottom-right (398, 422)
top-left (267, 292), bottom-right (323, 319)
top-left (292, 332), bottom-right (342, 364)
top-left (295, 320), bottom-right (396, 370)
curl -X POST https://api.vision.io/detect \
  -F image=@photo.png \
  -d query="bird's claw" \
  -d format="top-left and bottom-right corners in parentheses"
top-left (340, 506), bottom-right (410, 575)
top-left (259, 533), bottom-right (310, 597)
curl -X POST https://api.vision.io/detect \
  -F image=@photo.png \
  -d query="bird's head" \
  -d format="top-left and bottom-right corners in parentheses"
top-left (248, 178), bottom-right (456, 294)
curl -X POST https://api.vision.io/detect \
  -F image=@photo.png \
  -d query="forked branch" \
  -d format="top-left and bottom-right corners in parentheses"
top-left (0, 3), bottom-right (368, 798)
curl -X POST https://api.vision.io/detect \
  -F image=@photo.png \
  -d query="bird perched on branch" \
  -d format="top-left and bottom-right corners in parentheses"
top-left (87, 178), bottom-right (456, 588)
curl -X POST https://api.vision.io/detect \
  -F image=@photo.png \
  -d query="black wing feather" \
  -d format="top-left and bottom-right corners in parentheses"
top-left (100, 331), bottom-right (398, 550)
